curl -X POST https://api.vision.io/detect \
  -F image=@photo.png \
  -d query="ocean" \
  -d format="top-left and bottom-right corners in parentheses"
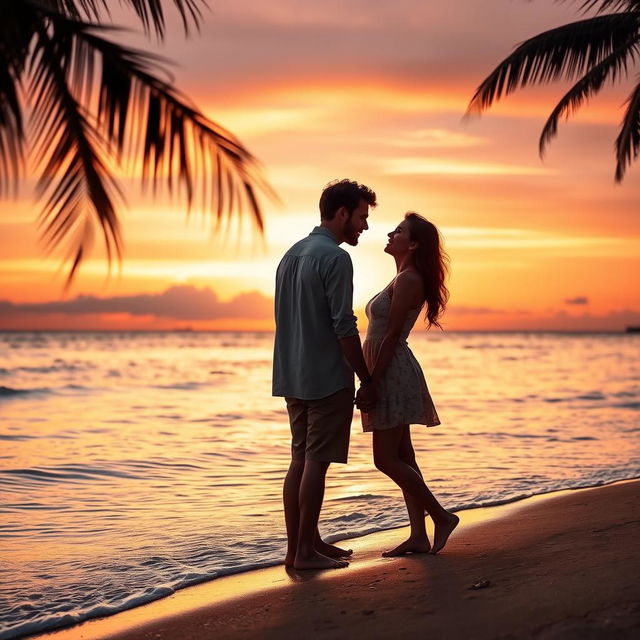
top-left (1, 331), bottom-right (639, 639)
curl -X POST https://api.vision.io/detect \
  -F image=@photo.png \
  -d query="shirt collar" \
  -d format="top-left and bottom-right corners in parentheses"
top-left (310, 226), bottom-right (338, 244)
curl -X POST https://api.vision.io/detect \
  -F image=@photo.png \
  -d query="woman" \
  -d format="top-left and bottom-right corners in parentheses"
top-left (361, 213), bottom-right (459, 556)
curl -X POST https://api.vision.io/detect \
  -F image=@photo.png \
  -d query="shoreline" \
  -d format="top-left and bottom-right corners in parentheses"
top-left (31, 478), bottom-right (640, 640)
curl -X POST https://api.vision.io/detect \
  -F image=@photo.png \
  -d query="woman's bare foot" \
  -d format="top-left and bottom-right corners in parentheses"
top-left (430, 513), bottom-right (459, 555)
top-left (293, 550), bottom-right (349, 570)
top-left (382, 536), bottom-right (431, 557)
top-left (316, 539), bottom-right (353, 559)
top-left (284, 552), bottom-right (295, 568)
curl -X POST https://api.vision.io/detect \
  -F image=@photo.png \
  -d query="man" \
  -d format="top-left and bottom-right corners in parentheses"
top-left (273, 179), bottom-right (377, 570)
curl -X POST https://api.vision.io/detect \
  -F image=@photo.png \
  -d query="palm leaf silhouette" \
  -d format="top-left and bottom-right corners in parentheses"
top-left (44, 0), bottom-right (203, 36)
top-left (539, 39), bottom-right (639, 154)
top-left (468, 2), bottom-right (640, 181)
top-left (615, 78), bottom-right (640, 177)
top-left (0, 0), bottom-right (273, 283)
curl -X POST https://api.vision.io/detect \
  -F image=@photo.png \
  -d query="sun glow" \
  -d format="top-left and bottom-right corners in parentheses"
top-left (1, 3), bottom-right (639, 332)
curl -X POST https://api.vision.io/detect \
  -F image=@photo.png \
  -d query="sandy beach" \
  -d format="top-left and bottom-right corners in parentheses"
top-left (34, 479), bottom-right (640, 640)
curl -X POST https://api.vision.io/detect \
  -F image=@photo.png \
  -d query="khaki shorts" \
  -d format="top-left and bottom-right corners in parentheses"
top-left (285, 388), bottom-right (355, 464)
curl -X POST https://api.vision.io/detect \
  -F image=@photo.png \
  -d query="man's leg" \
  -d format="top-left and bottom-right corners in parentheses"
top-left (294, 459), bottom-right (348, 569)
top-left (284, 458), bottom-right (351, 566)
top-left (283, 397), bottom-right (309, 566)
top-left (292, 389), bottom-right (352, 570)
top-left (283, 457), bottom-right (305, 567)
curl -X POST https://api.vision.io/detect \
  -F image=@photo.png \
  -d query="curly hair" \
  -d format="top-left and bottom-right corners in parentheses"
top-left (319, 179), bottom-right (377, 220)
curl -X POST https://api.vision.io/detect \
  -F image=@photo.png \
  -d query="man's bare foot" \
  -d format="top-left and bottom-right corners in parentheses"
top-left (293, 550), bottom-right (349, 570)
top-left (430, 513), bottom-right (459, 555)
top-left (286, 542), bottom-right (351, 566)
top-left (382, 536), bottom-right (431, 557)
top-left (316, 539), bottom-right (353, 559)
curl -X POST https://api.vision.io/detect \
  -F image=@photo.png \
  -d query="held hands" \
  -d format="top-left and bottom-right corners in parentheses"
top-left (355, 382), bottom-right (377, 413)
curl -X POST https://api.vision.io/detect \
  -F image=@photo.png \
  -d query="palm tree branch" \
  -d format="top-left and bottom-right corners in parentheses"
top-left (38, 0), bottom-right (207, 37)
top-left (468, 12), bottom-right (640, 113)
top-left (0, 3), bottom-right (36, 195)
top-left (0, 60), bottom-right (25, 196)
top-left (37, 1), bottom-right (105, 21)
top-left (70, 23), bottom-right (270, 229)
top-left (539, 39), bottom-right (640, 153)
top-left (615, 77), bottom-right (640, 179)
top-left (32, 4), bottom-right (271, 232)
top-left (29, 20), bottom-right (122, 283)
top-left (577, 1), bottom-right (640, 14)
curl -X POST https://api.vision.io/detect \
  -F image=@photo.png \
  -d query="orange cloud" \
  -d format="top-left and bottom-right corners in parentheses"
top-left (0, 286), bottom-right (273, 331)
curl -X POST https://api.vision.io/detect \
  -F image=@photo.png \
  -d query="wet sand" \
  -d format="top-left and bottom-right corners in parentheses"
top-left (36, 480), bottom-right (640, 640)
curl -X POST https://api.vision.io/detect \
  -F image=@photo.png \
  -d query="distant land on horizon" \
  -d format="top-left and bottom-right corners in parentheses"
top-left (0, 327), bottom-right (636, 335)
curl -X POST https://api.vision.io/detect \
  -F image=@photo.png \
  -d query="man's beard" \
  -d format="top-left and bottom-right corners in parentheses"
top-left (343, 218), bottom-right (359, 246)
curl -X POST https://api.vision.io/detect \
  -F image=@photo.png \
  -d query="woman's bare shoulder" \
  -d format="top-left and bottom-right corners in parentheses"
top-left (393, 269), bottom-right (423, 291)
top-left (391, 269), bottom-right (424, 303)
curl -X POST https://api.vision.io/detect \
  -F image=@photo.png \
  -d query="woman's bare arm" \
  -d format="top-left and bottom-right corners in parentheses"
top-left (371, 271), bottom-right (424, 386)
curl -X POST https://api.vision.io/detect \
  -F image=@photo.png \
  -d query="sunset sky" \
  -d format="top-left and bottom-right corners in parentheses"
top-left (1, 0), bottom-right (639, 331)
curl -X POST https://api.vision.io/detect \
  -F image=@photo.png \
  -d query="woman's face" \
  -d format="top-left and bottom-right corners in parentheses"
top-left (385, 219), bottom-right (415, 256)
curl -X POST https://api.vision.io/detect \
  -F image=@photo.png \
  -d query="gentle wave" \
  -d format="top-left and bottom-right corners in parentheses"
top-left (0, 384), bottom-right (96, 399)
top-left (615, 402), bottom-right (640, 410)
top-left (0, 465), bottom-right (144, 485)
top-left (331, 493), bottom-right (389, 502)
top-left (541, 392), bottom-right (639, 406)
top-left (0, 386), bottom-right (48, 398)
top-left (0, 586), bottom-right (175, 640)
top-left (1, 363), bottom-right (93, 375)
top-left (0, 434), bottom-right (37, 442)
top-left (152, 381), bottom-right (210, 391)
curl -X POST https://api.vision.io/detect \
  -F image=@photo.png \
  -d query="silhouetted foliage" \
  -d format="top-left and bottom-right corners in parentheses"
top-left (0, 1), bottom-right (272, 282)
top-left (468, 1), bottom-right (640, 181)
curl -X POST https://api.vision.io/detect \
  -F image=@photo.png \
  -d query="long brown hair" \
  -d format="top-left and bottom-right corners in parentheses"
top-left (405, 213), bottom-right (449, 329)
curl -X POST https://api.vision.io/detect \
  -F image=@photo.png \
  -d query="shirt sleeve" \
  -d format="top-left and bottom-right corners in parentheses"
top-left (323, 252), bottom-right (359, 338)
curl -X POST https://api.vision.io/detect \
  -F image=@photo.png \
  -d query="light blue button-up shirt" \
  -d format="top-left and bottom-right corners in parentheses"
top-left (272, 226), bottom-right (358, 400)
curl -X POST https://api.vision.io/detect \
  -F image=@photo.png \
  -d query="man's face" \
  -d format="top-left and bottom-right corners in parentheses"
top-left (343, 199), bottom-right (370, 246)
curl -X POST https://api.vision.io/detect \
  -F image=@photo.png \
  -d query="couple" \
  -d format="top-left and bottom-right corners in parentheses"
top-left (272, 179), bottom-right (459, 570)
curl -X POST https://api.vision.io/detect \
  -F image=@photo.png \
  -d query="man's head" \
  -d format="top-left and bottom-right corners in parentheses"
top-left (319, 179), bottom-right (377, 246)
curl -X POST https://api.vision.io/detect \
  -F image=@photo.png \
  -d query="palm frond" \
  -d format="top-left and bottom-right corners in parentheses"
top-left (124, 0), bottom-right (204, 36)
top-left (24, 3), bottom-right (271, 279)
top-left (539, 40), bottom-right (640, 153)
top-left (29, 19), bottom-right (122, 284)
top-left (0, 1), bottom-right (273, 282)
top-left (41, 0), bottom-right (206, 37)
top-left (468, 13), bottom-right (640, 113)
top-left (0, 58), bottom-right (25, 196)
top-left (72, 23), bottom-right (270, 231)
top-left (39, 1), bottom-right (105, 21)
top-left (0, 3), bottom-right (35, 195)
top-left (615, 77), bottom-right (640, 179)
top-left (577, 1), bottom-right (640, 14)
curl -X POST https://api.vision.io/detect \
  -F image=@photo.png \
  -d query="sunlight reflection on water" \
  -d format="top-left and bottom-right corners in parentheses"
top-left (0, 331), bottom-right (639, 638)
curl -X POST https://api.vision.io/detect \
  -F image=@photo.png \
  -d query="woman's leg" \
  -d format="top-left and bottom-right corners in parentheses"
top-left (381, 425), bottom-right (431, 556)
top-left (373, 425), bottom-right (459, 554)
